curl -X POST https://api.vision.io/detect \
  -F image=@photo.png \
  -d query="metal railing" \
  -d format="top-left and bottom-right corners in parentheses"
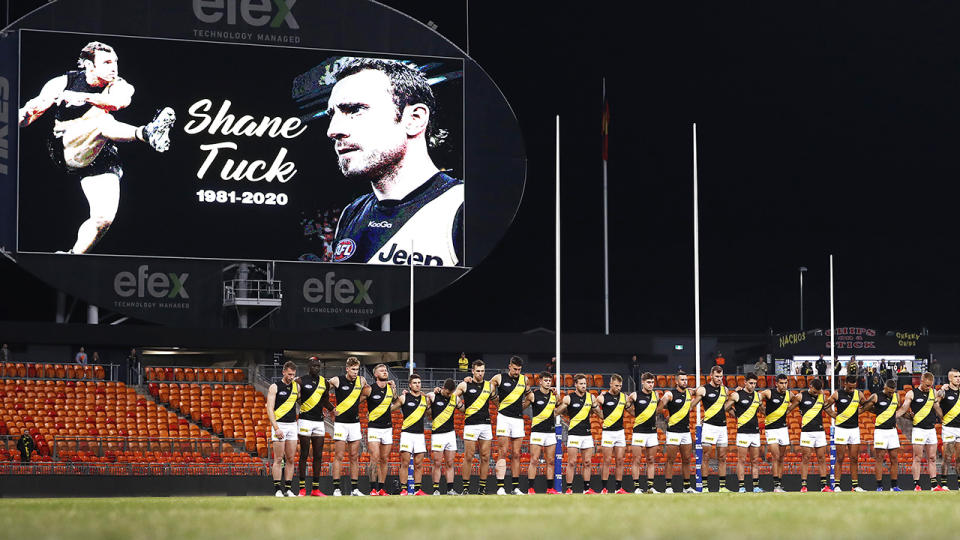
top-left (0, 462), bottom-right (268, 476)
top-left (0, 362), bottom-right (120, 381)
top-left (223, 279), bottom-right (282, 307)
top-left (142, 365), bottom-right (249, 385)
top-left (51, 436), bottom-right (245, 459)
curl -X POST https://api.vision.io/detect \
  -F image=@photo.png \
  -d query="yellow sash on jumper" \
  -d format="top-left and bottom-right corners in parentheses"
top-left (464, 381), bottom-right (492, 418)
top-left (299, 376), bottom-right (326, 414)
top-left (942, 391), bottom-right (960, 426)
top-left (367, 382), bottom-right (394, 422)
top-left (431, 394), bottom-right (457, 431)
top-left (531, 392), bottom-right (557, 425)
top-left (737, 391), bottom-right (760, 428)
top-left (764, 391), bottom-right (791, 425)
top-left (801, 393), bottom-right (823, 427)
top-left (875, 393), bottom-right (899, 426)
top-left (568, 393), bottom-right (593, 430)
top-left (913, 388), bottom-right (935, 426)
top-left (334, 376), bottom-right (363, 415)
top-left (602, 392), bottom-right (626, 429)
top-left (634, 392), bottom-right (659, 429)
top-left (835, 390), bottom-right (860, 425)
top-left (668, 389), bottom-right (691, 427)
top-left (274, 381), bottom-right (299, 419)
top-left (498, 375), bottom-right (527, 411)
top-left (401, 394), bottom-right (427, 430)
top-left (703, 384), bottom-right (727, 421)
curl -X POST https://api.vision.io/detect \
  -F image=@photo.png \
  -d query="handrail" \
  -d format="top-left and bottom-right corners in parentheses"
top-left (50, 435), bottom-right (247, 459)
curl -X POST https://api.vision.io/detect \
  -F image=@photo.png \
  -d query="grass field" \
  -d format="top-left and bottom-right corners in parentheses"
top-left (0, 493), bottom-right (955, 540)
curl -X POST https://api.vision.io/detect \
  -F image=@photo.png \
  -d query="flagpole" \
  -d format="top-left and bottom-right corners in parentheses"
top-left (553, 115), bottom-right (564, 494)
top-left (693, 123), bottom-right (703, 493)
top-left (405, 240), bottom-right (415, 494)
top-left (829, 254), bottom-right (836, 491)
top-left (602, 77), bottom-right (610, 336)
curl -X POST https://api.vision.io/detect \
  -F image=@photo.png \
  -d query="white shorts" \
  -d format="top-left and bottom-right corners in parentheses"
top-left (736, 433), bottom-right (761, 448)
top-left (800, 431), bottom-right (827, 448)
top-left (529, 432), bottom-right (558, 447)
top-left (631, 432), bottom-right (659, 448)
top-left (873, 428), bottom-right (901, 450)
top-left (398, 432), bottom-right (426, 454)
top-left (701, 423), bottom-right (728, 446)
top-left (912, 427), bottom-right (938, 446)
top-left (666, 431), bottom-right (692, 446)
top-left (431, 431), bottom-right (458, 452)
top-left (272, 422), bottom-right (298, 442)
top-left (332, 422), bottom-right (362, 442)
top-left (834, 426), bottom-right (861, 445)
top-left (942, 426), bottom-right (960, 443)
top-left (463, 424), bottom-right (493, 442)
top-left (297, 419), bottom-right (325, 437)
top-left (567, 434), bottom-right (594, 449)
top-left (496, 414), bottom-right (526, 438)
top-left (765, 427), bottom-right (790, 446)
top-left (600, 430), bottom-right (626, 448)
top-left (367, 427), bottom-right (393, 445)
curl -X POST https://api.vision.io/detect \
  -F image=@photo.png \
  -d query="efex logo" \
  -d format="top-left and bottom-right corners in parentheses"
top-left (114, 265), bottom-right (189, 299)
top-left (303, 273), bottom-right (372, 305)
top-left (193, 0), bottom-right (299, 29)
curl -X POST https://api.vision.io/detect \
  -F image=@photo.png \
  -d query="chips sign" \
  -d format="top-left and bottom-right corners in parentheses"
top-left (0, 0), bottom-right (525, 329)
top-left (772, 328), bottom-right (927, 355)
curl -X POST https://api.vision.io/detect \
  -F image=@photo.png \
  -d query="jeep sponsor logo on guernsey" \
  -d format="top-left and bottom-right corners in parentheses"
top-left (114, 265), bottom-right (190, 299)
top-left (193, 0), bottom-right (299, 29)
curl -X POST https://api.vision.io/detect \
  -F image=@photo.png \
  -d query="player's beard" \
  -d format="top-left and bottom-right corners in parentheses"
top-left (338, 143), bottom-right (404, 182)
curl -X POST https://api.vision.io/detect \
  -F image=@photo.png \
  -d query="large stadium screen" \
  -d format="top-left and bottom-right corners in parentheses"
top-left (15, 30), bottom-right (466, 266)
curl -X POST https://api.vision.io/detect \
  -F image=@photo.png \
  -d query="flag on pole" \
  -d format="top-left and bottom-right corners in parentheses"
top-left (601, 94), bottom-right (610, 161)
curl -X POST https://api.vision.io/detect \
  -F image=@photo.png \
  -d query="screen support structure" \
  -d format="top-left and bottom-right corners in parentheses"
top-left (553, 116), bottom-right (563, 494)
top-left (693, 124), bottom-right (704, 493)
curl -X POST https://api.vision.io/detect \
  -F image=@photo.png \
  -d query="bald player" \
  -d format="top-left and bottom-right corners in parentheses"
top-left (897, 372), bottom-right (946, 491)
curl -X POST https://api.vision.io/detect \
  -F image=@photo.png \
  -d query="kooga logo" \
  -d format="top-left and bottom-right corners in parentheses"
top-left (303, 273), bottom-right (372, 305)
top-left (193, 0), bottom-right (299, 29)
top-left (114, 265), bottom-right (190, 299)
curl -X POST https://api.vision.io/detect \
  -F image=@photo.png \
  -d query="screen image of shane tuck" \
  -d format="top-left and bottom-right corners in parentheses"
top-left (327, 58), bottom-right (464, 267)
top-left (18, 41), bottom-right (177, 254)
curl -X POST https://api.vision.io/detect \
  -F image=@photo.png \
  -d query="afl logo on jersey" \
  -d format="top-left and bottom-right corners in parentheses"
top-left (334, 239), bottom-right (356, 261)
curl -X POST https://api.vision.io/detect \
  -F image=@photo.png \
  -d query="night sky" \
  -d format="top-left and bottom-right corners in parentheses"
top-left (4, 1), bottom-right (960, 335)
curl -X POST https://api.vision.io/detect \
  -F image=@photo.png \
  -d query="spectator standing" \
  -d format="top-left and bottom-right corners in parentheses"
top-left (878, 359), bottom-right (889, 382)
top-left (631, 355), bottom-right (642, 389)
top-left (754, 357), bottom-right (767, 377)
top-left (834, 358), bottom-right (842, 377)
top-left (17, 432), bottom-right (34, 463)
top-left (75, 347), bottom-right (87, 365)
top-left (458, 352), bottom-right (469, 372)
top-left (846, 356), bottom-right (858, 377)
top-left (1, 343), bottom-right (10, 363)
top-left (815, 355), bottom-right (827, 382)
top-left (92, 351), bottom-right (100, 364)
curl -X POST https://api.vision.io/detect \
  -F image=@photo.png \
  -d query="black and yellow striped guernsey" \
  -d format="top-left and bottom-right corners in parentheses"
top-left (798, 391), bottom-right (824, 432)
top-left (632, 390), bottom-right (658, 434)
top-left (910, 387), bottom-right (936, 430)
top-left (700, 382), bottom-right (727, 427)
top-left (497, 372), bottom-right (527, 419)
top-left (463, 380), bottom-right (492, 426)
top-left (333, 374), bottom-right (363, 424)
top-left (400, 392), bottom-right (428, 434)
top-left (566, 391), bottom-right (593, 436)
top-left (941, 387), bottom-right (960, 428)
top-left (835, 388), bottom-right (860, 429)
top-left (601, 391), bottom-right (626, 431)
top-left (298, 374), bottom-right (327, 422)
top-left (274, 379), bottom-right (299, 423)
top-left (666, 388), bottom-right (692, 433)
top-left (430, 392), bottom-right (456, 434)
top-left (873, 392), bottom-right (899, 430)
top-left (733, 390), bottom-right (760, 434)
top-left (763, 389), bottom-right (790, 430)
top-left (366, 382), bottom-right (395, 429)
top-left (530, 389), bottom-right (557, 434)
